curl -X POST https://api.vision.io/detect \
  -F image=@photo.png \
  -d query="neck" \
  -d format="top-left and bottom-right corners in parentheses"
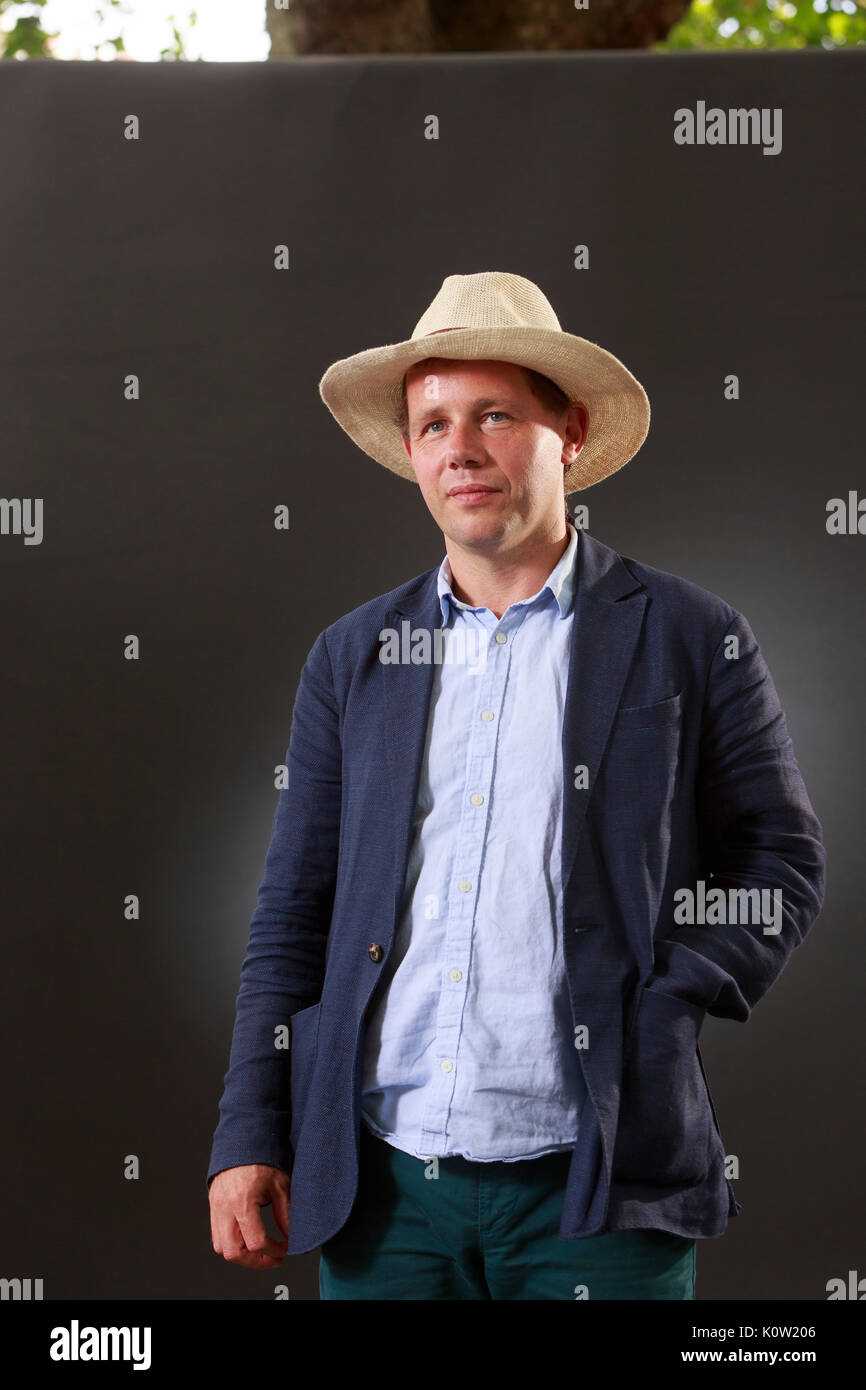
top-left (446, 520), bottom-right (571, 620)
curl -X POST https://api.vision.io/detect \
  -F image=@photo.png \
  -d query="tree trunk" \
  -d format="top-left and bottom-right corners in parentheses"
top-left (266, 0), bottom-right (692, 56)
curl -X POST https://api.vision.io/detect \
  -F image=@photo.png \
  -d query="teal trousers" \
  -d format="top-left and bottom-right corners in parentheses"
top-left (318, 1121), bottom-right (696, 1301)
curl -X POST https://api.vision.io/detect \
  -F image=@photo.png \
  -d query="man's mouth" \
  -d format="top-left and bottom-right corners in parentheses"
top-left (448, 485), bottom-right (499, 505)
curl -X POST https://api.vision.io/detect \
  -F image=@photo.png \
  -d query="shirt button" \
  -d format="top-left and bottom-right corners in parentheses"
top-left (368, 943), bottom-right (384, 963)
top-left (440, 1059), bottom-right (453, 1073)
top-left (494, 632), bottom-right (507, 644)
top-left (458, 879), bottom-right (472, 893)
top-left (470, 793), bottom-right (484, 806)
top-left (481, 709), bottom-right (495, 722)
top-left (449, 968), bottom-right (463, 982)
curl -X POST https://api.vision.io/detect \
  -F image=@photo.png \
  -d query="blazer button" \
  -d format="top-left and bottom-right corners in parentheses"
top-left (368, 943), bottom-right (384, 963)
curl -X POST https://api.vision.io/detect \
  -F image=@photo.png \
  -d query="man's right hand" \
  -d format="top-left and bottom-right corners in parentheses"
top-left (209, 1164), bottom-right (291, 1269)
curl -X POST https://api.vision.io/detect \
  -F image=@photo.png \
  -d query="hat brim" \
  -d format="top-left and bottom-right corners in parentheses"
top-left (318, 325), bottom-right (650, 492)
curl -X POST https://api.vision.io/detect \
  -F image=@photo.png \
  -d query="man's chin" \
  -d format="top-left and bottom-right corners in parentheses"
top-left (444, 513), bottom-right (508, 547)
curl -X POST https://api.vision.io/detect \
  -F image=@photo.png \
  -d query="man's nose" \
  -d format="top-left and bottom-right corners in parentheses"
top-left (443, 419), bottom-right (486, 464)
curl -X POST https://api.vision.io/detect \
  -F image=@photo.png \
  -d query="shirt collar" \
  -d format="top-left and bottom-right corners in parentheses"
top-left (436, 518), bottom-right (579, 624)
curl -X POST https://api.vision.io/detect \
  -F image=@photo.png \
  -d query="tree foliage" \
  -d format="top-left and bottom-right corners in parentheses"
top-left (0, 0), bottom-right (193, 60)
top-left (661, 0), bottom-right (866, 50)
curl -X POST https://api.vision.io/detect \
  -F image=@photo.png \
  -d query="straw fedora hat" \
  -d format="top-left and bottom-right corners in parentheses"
top-left (318, 271), bottom-right (650, 493)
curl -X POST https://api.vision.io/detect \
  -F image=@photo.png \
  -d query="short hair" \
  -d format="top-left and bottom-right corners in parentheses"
top-left (395, 360), bottom-right (572, 439)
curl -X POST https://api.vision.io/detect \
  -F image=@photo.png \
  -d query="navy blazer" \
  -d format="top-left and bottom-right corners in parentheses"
top-left (207, 528), bottom-right (825, 1251)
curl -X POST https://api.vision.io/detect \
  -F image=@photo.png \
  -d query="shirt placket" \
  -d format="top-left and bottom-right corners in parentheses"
top-left (418, 600), bottom-right (529, 1153)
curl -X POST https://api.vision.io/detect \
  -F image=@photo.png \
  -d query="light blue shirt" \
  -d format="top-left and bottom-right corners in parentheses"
top-left (361, 519), bottom-right (588, 1161)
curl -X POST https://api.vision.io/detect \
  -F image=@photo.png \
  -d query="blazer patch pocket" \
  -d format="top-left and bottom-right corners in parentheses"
top-left (595, 692), bottom-right (683, 875)
top-left (613, 986), bottom-right (713, 1188)
top-left (289, 1000), bottom-right (322, 1154)
top-left (615, 689), bottom-right (682, 729)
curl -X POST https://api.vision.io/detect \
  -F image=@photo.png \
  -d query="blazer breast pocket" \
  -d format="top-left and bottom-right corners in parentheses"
top-left (289, 1000), bottom-right (322, 1155)
top-left (612, 985), bottom-right (713, 1187)
top-left (615, 689), bottom-right (682, 729)
top-left (596, 691), bottom-right (683, 851)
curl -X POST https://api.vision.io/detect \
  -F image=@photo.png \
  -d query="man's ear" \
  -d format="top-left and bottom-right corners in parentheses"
top-left (570, 402), bottom-right (589, 454)
top-left (401, 434), bottom-right (412, 460)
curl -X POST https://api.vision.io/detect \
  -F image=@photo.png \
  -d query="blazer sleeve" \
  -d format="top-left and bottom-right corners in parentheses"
top-left (646, 609), bottom-right (826, 1021)
top-left (205, 628), bottom-right (342, 1188)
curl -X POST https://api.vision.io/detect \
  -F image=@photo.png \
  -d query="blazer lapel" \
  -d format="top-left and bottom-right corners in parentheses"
top-left (382, 575), bottom-right (442, 931)
top-left (560, 529), bottom-right (647, 903)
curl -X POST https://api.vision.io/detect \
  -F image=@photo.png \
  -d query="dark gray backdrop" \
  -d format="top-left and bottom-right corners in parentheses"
top-left (0, 49), bottom-right (861, 1300)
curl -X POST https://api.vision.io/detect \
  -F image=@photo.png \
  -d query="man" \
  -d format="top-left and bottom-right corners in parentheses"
top-left (207, 271), bottom-right (825, 1300)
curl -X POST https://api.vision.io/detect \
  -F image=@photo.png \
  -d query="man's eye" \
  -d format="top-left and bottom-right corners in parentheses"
top-left (422, 412), bottom-right (508, 434)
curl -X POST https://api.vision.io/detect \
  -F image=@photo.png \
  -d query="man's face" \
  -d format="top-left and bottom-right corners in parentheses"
top-left (400, 358), bottom-right (587, 552)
